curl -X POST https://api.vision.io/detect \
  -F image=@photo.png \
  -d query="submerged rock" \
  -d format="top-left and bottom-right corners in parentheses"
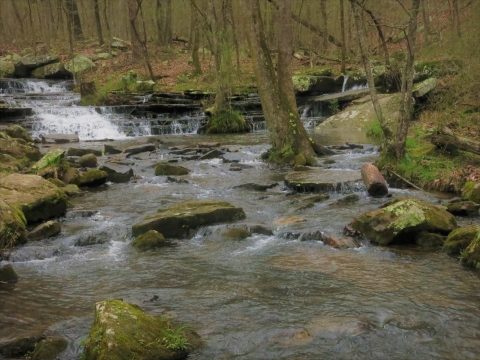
top-left (233, 182), bottom-right (278, 191)
top-left (0, 264), bottom-right (19, 283)
top-left (30, 337), bottom-right (68, 360)
top-left (222, 227), bottom-right (252, 240)
top-left (155, 163), bottom-right (190, 176)
top-left (446, 201), bottom-right (480, 217)
top-left (0, 174), bottom-right (68, 222)
top-left (71, 170), bottom-right (108, 187)
top-left (132, 200), bottom-right (246, 238)
top-left (0, 200), bottom-right (27, 247)
top-left (199, 149), bottom-right (224, 160)
top-left (132, 230), bottom-right (167, 250)
top-left (27, 220), bottom-right (61, 241)
top-left (82, 299), bottom-right (201, 360)
top-left (350, 198), bottom-right (457, 245)
top-left (100, 162), bottom-right (134, 183)
top-left (443, 224), bottom-right (480, 254)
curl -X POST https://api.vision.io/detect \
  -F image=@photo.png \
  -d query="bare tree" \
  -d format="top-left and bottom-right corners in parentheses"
top-left (340, 0), bottom-right (347, 73)
top-left (93, 0), bottom-right (104, 45)
top-left (64, 0), bottom-right (83, 40)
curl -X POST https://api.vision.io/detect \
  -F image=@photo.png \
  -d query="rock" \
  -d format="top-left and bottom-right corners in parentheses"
top-left (0, 174), bottom-right (68, 222)
top-left (47, 178), bottom-right (65, 187)
top-left (135, 80), bottom-right (155, 92)
top-left (323, 235), bottom-right (359, 249)
top-left (269, 328), bottom-right (313, 346)
top-left (234, 224), bottom-right (273, 236)
top-left (155, 163), bottom-right (190, 176)
top-left (294, 154), bottom-right (307, 166)
top-left (292, 75), bottom-right (336, 93)
top-left (460, 232), bottom-right (480, 268)
top-left (31, 62), bottom-right (71, 79)
top-left (66, 209), bottom-right (98, 219)
top-left (446, 201), bottom-right (480, 217)
top-left (30, 149), bottom-right (65, 173)
top-left (285, 169), bottom-right (362, 193)
top-left (132, 200), bottom-right (246, 238)
top-left (0, 264), bottom-right (19, 283)
top-left (274, 216), bottom-right (306, 226)
top-left (63, 167), bottom-right (80, 184)
top-left (131, 230), bottom-right (167, 250)
top-left (95, 53), bottom-right (111, 61)
top-left (462, 182), bottom-right (480, 204)
top-left (0, 133), bottom-right (42, 164)
top-left (27, 220), bottom-right (61, 241)
top-left (5, 125), bottom-right (33, 142)
top-left (79, 153), bottom-right (98, 168)
top-left (67, 147), bottom-right (102, 157)
top-left (222, 152), bottom-right (243, 163)
top-left (223, 228), bottom-right (252, 240)
top-left (443, 224), bottom-right (480, 254)
top-left (111, 41), bottom-right (128, 49)
top-left (198, 142), bottom-right (220, 148)
top-left (415, 231), bottom-right (445, 247)
top-left (64, 55), bottom-right (95, 76)
top-left (166, 176), bottom-right (189, 184)
top-left (71, 170), bottom-right (108, 187)
top-left (293, 194), bottom-right (330, 211)
top-left (331, 194), bottom-right (360, 205)
top-left (361, 164), bottom-right (388, 197)
top-left (30, 337), bottom-right (68, 360)
top-left (0, 333), bottom-right (45, 358)
top-left (0, 200), bottom-right (27, 247)
top-left (63, 184), bottom-right (83, 197)
top-left (350, 198), bottom-right (457, 245)
top-left (233, 182), bottom-right (278, 191)
top-left (100, 162), bottom-right (134, 183)
top-left (413, 77), bottom-right (438, 98)
top-left (104, 144), bottom-right (122, 154)
top-left (42, 133), bottom-right (79, 144)
top-left (123, 143), bottom-right (155, 156)
top-left (14, 54), bottom-right (60, 77)
top-left (82, 299), bottom-right (201, 360)
top-left (199, 149), bottom-right (224, 160)
top-left (0, 60), bottom-right (14, 77)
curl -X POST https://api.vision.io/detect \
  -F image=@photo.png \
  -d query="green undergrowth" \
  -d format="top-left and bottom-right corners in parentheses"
top-left (172, 69), bottom-right (256, 94)
top-left (206, 109), bottom-right (248, 134)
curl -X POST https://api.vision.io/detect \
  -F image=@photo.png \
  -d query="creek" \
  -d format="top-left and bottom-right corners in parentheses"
top-left (1, 80), bottom-right (480, 360)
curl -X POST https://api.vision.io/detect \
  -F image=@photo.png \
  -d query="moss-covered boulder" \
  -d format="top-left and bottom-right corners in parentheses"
top-left (14, 54), bottom-right (60, 77)
top-left (0, 264), bottom-right (19, 283)
top-left (135, 80), bottom-right (155, 92)
top-left (412, 77), bottom-right (438, 98)
top-left (155, 163), bottom-right (190, 176)
top-left (30, 149), bottom-right (66, 173)
top-left (0, 133), bottom-right (42, 163)
top-left (292, 75), bottom-right (336, 93)
top-left (0, 200), bottom-right (27, 248)
top-left (48, 178), bottom-right (65, 188)
top-left (82, 299), bottom-right (201, 360)
top-left (79, 153), bottom-right (98, 168)
top-left (63, 184), bottom-right (83, 197)
top-left (64, 55), bottom-right (95, 76)
top-left (131, 230), bottom-right (167, 250)
top-left (415, 231), bottom-right (445, 247)
top-left (460, 233), bottom-right (480, 269)
top-left (31, 62), bottom-right (71, 79)
top-left (0, 333), bottom-right (44, 358)
top-left (0, 174), bottom-right (68, 223)
top-left (132, 200), bottom-right (246, 238)
top-left (447, 201), bottom-right (480, 217)
top-left (30, 337), bottom-right (68, 360)
top-left (27, 220), bottom-right (61, 241)
top-left (0, 60), bottom-right (14, 77)
top-left (443, 224), bottom-right (480, 254)
top-left (71, 170), bottom-right (108, 187)
top-left (350, 198), bottom-right (457, 245)
top-left (223, 227), bottom-right (252, 240)
top-left (462, 182), bottom-right (480, 204)
top-left (5, 125), bottom-right (33, 143)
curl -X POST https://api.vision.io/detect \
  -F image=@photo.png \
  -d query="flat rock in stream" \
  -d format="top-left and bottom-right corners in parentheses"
top-left (100, 162), bottom-right (134, 183)
top-left (284, 169), bottom-right (362, 193)
top-left (123, 143), bottom-right (155, 156)
top-left (132, 200), bottom-right (246, 238)
top-left (199, 149), bottom-right (224, 160)
top-left (104, 144), bottom-right (122, 154)
top-left (222, 152), bottom-right (243, 163)
top-left (233, 182), bottom-right (278, 191)
top-left (27, 220), bottom-right (61, 241)
top-left (71, 169), bottom-right (108, 187)
top-left (67, 147), bottom-right (102, 157)
top-left (42, 134), bottom-right (79, 144)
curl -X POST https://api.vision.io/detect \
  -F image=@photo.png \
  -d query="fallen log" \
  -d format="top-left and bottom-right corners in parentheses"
top-left (431, 126), bottom-right (480, 155)
top-left (361, 163), bottom-right (388, 197)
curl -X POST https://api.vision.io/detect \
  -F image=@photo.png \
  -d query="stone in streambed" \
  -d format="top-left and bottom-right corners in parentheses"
top-left (460, 231), bottom-right (480, 269)
top-left (443, 224), bottom-right (480, 254)
top-left (323, 235), bottom-right (359, 249)
top-left (27, 220), bottom-right (61, 241)
top-left (462, 182), bottom-right (480, 204)
top-left (100, 162), bottom-right (134, 183)
top-left (0, 333), bottom-right (45, 358)
top-left (199, 149), bottom-right (223, 160)
top-left (0, 200), bottom-right (27, 247)
top-left (30, 337), bottom-right (67, 360)
top-left (0, 264), bottom-right (19, 283)
top-left (223, 228), bottom-right (252, 240)
top-left (415, 231), bottom-right (445, 247)
top-left (285, 169), bottom-right (362, 193)
top-left (123, 143), bottom-right (155, 156)
top-left (5, 125), bottom-right (33, 143)
top-left (63, 184), bottom-right (83, 197)
top-left (104, 144), bottom-right (122, 154)
top-left (446, 201), bottom-right (480, 217)
top-left (233, 182), bottom-right (278, 191)
top-left (350, 198), bottom-right (457, 245)
top-left (67, 147), bottom-right (102, 157)
top-left (48, 178), bottom-right (65, 187)
top-left (155, 163), bottom-right (190, 176)
top-left (330, 194), bottom-right (360, 206)
top-left (132, 200), bottom-right (246, 238)
top-left (42, 134), bottom-right (79, 144)
top-left (82, 299), bottom-right (201, 360)
top-left (131, 230), bottom-right (167, 250)
top-left (71, 170), bottom-right (108, 187)
top-left (78, 153), bottom-right (97, 168)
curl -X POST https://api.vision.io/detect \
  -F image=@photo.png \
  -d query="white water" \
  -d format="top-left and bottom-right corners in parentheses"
top-left (0, 79), bottom-right (68, 94)
top-left (342, 75), bottom-right (350, 92)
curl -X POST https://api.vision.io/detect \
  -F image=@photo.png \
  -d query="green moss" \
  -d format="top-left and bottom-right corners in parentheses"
top-left (462, 182), bottom-right (480, 204)
top-left (444, 224), bottom-right (480, 254)
top-left (206, 109), bottom-right (248, 134)
top-left (460, 233), bottom-right (480, 268)
top-left (131, 230), bottom-right (166, 250)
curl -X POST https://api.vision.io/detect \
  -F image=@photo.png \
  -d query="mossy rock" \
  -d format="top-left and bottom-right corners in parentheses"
top-left (64, 55), bottom-right (95, 76)
top-left (415, 231), bottom-right (445, 247)
top-left (460, 233), bottom-right (480, 269)
top-left (132, 200), bottom-right (246, 239)
top-left (414, 58), bottom-right (462, 78)
top-left (292, 75), bottom-right (336, 92)
top-left (79, 153), bottom-right (98, 168)
top-left (0, 174), bottom-right (68, 223)
top-left (462, 182), bottom-right (480, 204)
top-left (30, 149), bottom-right (65, 173)
top-left (223, 227), bottom-right (252, 240)
top-left (350, 198), bottom-right (457, 245)
top-left (27, 220), bottom-right (61, 241)
top-left (135, 80), bottom-right (155, 92)
top-left (0, 60), bottom-right (14, 77)
top-left (131, 230), bottom-right (167, 250)
top-left (71, 170), bottom-right (108, 187)
top-left (446, 201), bottom-right (480, 217)
top-left (31, 62), bottom-right (70, 79)
top-left (206, 110), bottom-right (249, 134)
top-left (82, 299), bottom-right (201, 360)
top-left (443, 224), bottom-right (480, 254)
top-left (0, 200), bottom-right (27, 249)
top-left (412, 77), bottom-right (438, 98)
top-left (63, 184), bottom-right (83, 197)
top-left (5, 125), bottom-right (33, 143)
top-left (30, 337), bottom-right (68, 360)
top-left (155, 163), bottom-right (190, 176)
top-left (0, 134), bottom-right (42, 163)
top-left (48, 178), bottom-right (65, 188)
top-left (0, 264), bottom-right (19, 283)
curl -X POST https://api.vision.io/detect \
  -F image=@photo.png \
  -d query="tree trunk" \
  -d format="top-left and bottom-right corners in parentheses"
top-left (452, 0), bottom-right (461, 37)
top-left (164, 0), bottom-right (172, 47)
top-left (11, 0), bottom-right (25, 37)
top-left (361, 164), bottom-right (388, 197)
top-left (64, 0), bottom-right (83, 40)
top-left (350, 0), bottom-right (393, 139)
top-left (395, 0), bottom-right (421, 158)
top-left (244, 0), bottom-right (316, 165)
top-left (93, 0), bottom-right (104, 45)
top-left (80, 81), bottom-right (97, 97)
top-left (340, 0), bottom-right (347, 74)
top-left (421, 0), bottom-right (430, 42)
top-left (127, 0), bottom-right (143, 62)
top-left (191, 2), bottom-right (202, 75)
top-left (320, 0), bottom-right (328, 51)
top-left (431, 127), bottom-right (480, 155)
top-left (228, 0), bottom-right (240, 71)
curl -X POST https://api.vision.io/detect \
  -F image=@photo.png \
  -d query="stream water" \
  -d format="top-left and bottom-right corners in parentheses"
top-left (1, 80), bottom-right (480, 360)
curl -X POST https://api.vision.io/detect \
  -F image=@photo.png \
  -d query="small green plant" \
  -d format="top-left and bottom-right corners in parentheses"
top-left (159, 325), bottom-right (189, 351)
top-left (366, 119), bottom-right (384, 143)
top-left (207, 109), bottom-right (247, 134)
top-left (329, 98), bottom-right (339, 114)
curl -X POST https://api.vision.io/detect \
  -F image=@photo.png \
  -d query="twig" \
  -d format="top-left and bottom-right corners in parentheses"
top-left (388, 168), bottom-right (426, 191)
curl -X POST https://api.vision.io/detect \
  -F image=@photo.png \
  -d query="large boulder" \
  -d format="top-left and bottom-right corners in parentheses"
top-left (71, 170), bottom-right (108, 187)
top-left (31, 62), bottom-right (71, 79)
top-left (446, 201), bottom-right (480, 217)
top-left (64, 55), bottom-right (95, 76)
top-left (413, 77), bottom-right (438, 98)
top-left (78, 153), bottom-right (98, 168)
top-left (14, 54), bottom-right (60, 77)
top-left (0, 133), bottom-right (42, 163)
top-left (0, 200), bottom-right (27, 247)
top-left (5, 125), bottom-right (33, 143)
top-left (100, 162), bottom-right (134, 183)
top-left (350, 198), bottom-right (457, 245)
top-left (0, 174), bottom-right (67, 223)
top-left (284, 169), bottom-right (362, 193)
top-left (292, 75), bottom-right (336, 93)
top-left (443, 224), bottom-right (480, 254)
top-left (30, 337), bottom-right (68, 360)
top-left (0, 333), bottom-right (44, 358)
top-left (131, 230), bottom-right (167, 250)
top-left (460, 231), bottom-right (480, 269)
top-left (462, 182), bottom-right (480, 204)
top-left (27, 220), bottom-right (61, 241)
top-left (0, 60), bottom-right (14, 77)
top-left (155, 163), bottom-right (190, 176)
top-left (82, 299), bottom-right (201, 360)
top-left (132, 200), bottom-right (246, 238)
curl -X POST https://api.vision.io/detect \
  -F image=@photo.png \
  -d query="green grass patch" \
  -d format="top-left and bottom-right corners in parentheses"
top-left (207, 109), bottom-right (248, 134)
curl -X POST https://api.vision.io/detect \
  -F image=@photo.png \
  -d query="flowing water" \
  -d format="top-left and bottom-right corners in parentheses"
top-left (1, 80), bottom-right (480, 360)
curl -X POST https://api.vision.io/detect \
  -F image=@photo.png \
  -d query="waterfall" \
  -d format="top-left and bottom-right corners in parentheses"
top-left (300, 105), bottom-right (311, 119)
top-left (342, 75), bottom-right (350, 92)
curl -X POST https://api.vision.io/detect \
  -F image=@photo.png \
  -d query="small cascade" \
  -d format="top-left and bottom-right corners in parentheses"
top-left (349, 83), bottom-right (369, 91)
top-left (341, 75), bottom-right (350, 92)
top-left (300, 105), bottom-right (311, 119)
top-left (0, 79), bottom-right (71, 94)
